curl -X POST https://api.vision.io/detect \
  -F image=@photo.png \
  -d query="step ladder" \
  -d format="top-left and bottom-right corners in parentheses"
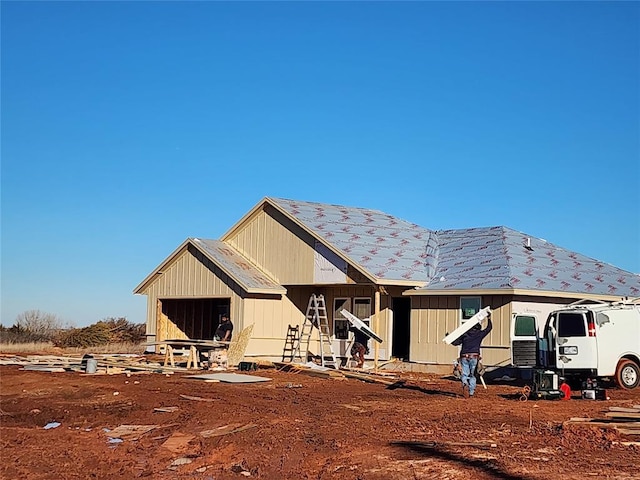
top-left (292, 294), bottom-right (338, 369)
top-left (282, 324), bottom-right (301, 362)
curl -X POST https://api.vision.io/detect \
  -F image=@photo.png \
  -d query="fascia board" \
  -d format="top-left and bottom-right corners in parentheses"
top-left (377, 279), bottom-right (427, 288)
top-left (404, 287), bottom-right (628, 302)
top-left (220, 197), bottom-right (269, 242)
top-left (404, 288), bottom-right (517, 297)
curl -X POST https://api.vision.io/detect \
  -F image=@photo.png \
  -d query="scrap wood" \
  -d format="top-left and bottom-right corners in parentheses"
top-left (99, 359), bottom-right (181, 373)
top-left (186, 373), bottom-right (271, 383)
top-left (161, 432), bottom-right (196, 453)
top-left (154, 406), bottom-right (179, 413)
top-left (342, 370), bottom-right (396, 386)
top-left (179, 394), bottom-right (217, 403)
top-left (200, 423), bottom-right (257, 438)
top-left (274, 361), bottom-right (345, 379)
top-left (608, 407), bottom-right (640, 413)
top-left (106, 424), bottom-right (160, 440)
top-left (605, 412), bottom-right (640, 419)
top-left (565, 417), bottom-right (640, 433)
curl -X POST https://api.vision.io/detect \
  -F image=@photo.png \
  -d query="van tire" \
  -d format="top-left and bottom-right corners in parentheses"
top-left (615, 359), bottom-right (640, 390)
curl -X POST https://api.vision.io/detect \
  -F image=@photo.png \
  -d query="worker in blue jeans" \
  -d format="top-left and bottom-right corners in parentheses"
top-left (452, 314), bottom-right (492, 398)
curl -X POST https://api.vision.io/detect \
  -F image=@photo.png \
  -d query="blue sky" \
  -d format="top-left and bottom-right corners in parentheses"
top-left (2, 1), bottom-right (639, 327)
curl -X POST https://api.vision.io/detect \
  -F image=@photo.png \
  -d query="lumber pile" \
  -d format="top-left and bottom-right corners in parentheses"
top-left (566, 405), bottom-right (640, 435)
top-left (273, 361), bottom-right (346, 379)
top-left (273, 361), bottom-right (402, 384)
top-left (0, 354), bottom-right (188, 375)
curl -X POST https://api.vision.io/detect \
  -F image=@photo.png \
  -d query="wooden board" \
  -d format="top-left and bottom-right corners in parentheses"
top-left (185, 373), bottom-right (271, 383)
top-left (443, 307), bottom-right (491, 345)
top-left (340, 309), bottom-right (383, 343)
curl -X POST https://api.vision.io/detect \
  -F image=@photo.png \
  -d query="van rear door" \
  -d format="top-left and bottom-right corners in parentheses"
top-left (511, 314), bottom-right (539, 367)
top-left (555, 311), bottom-right (598, 370)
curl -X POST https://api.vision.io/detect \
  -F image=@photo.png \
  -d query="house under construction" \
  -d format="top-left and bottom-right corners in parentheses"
top-left (134, 197), bottom-right (640, 371)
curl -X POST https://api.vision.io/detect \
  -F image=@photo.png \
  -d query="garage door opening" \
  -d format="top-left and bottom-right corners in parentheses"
top-left (159, 298), bottom-right (230, 340)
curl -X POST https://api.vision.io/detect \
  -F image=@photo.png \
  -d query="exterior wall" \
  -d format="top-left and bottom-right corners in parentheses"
top-left (410, 295), bottom-right (513, 368)
top-left (243, 287), bottom-right (315, 358)
top-left (225, 204), bottom-right (366, 285)
top-left (409, 293), bottom-right (583, 369)
top-left (225, 205), bottom-right (317, 285)
top-left (141, 245), bottom-right (245, 339)
top-left (240, 286), bottom-right (396, 361)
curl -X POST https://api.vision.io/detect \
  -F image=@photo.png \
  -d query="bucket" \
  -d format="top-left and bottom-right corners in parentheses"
top-left (85, 358), bottom-right (98, 374)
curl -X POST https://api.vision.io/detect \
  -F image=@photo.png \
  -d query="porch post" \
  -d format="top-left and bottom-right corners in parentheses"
top-left (374, 288), bottom-right (380, 370)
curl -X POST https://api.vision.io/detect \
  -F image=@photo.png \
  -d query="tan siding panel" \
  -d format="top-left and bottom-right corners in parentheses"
top-left (409, 294), bottom-right (515, 367)
top-left (225, 208), bottom-right (316, 284)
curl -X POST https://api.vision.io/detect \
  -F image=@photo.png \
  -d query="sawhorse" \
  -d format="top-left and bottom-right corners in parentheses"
top-left (163, 344), bottom-right (200, 369)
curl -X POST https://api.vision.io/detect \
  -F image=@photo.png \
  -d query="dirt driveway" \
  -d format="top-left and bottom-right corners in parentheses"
top-left (1, 364), bottom-right (639, 480)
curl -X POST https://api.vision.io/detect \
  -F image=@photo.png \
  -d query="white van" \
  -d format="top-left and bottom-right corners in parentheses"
top-left (514, 299), bottom-right (640, 389)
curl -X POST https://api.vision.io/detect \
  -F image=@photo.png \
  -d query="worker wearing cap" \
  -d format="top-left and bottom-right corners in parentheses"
top-left (214, 314), bottom-right (233, 345)
top-left (452, 313), bottom-right (492, 398)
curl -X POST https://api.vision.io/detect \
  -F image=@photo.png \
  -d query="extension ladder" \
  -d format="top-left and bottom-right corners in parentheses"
top-left (292, 294), bottom-right (338, 369)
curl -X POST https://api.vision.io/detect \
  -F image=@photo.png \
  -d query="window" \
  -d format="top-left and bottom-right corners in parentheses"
top-left (460, 297), bottom-right (481, 322)
top-left (333, 298), bottom-right (351, 340)
top-left (353, 297), bottom-right (371, 323)
top-left (514, 315), bottom-right (537, 337)
top-left (557, 313), bottom-right (586, 337)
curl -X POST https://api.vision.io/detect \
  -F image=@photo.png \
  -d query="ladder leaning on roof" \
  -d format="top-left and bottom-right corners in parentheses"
top-left (291, 294), bottom-right (338, 369)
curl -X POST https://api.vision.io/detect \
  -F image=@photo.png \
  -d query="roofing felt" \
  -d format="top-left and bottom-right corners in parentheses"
top-left (268, 198), bottom-right (640, 297)
top-left (269, 198), bottom-right (438, 282)
top-left (422, 226), bottom-right (640, 297)
top-left (193, 238), bottom-right (285, 293)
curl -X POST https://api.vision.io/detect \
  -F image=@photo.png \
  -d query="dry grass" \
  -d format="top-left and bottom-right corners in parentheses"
top-left (0, 342), bottom-right (146, 355)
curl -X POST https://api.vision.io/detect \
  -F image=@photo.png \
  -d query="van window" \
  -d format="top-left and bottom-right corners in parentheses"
top-left (514, 315), bottom-right (537, 336)
top-left (557, 313), bottom-right (586, 337)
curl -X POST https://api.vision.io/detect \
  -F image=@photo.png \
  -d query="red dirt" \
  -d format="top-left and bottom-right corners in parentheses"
top-left (1, 364), bottom-right (639, 480)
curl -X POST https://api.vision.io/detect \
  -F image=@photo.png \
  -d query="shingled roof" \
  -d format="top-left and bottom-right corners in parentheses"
top-left (268, 198), bottom-right (640, 298)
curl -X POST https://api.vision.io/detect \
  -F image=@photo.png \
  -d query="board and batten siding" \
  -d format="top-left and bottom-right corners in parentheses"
top-left (142, 246), bottom-right (244, 337)
top-left (409, 295), bottom-right (513, 368)
top-left (226, 205), bottom-right (316, 285)
top-left (243, 287), bottom-right (315, 358)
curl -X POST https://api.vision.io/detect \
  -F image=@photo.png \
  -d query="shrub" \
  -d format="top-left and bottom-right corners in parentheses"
top-left (52, 317), bottom-right (145, 348)
top-left (1, 310), bottom-right (63, 343)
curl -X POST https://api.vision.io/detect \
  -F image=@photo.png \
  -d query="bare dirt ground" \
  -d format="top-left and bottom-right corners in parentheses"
top-left (1, 361), bottom-right (639, 480)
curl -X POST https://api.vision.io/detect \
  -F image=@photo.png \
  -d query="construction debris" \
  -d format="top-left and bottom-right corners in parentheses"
top-left (161, 432), bottom-right (195, 453)
top-left (200, 423), bottom-right (257, 438)
top-left (154, 406), bottom-right (179, 413)
top-left (565, 405), bottom-right (640, 435)
top-left (105, 424), bottom-right (160, 441)
top-left (0, 354), bottom-right (188, 375)
top-left (185, 373), bottom-right (271, 383)
top-left (274, 361), bottom-right (345, 379)
top-left (179, 394), bottom-right (217, 403)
